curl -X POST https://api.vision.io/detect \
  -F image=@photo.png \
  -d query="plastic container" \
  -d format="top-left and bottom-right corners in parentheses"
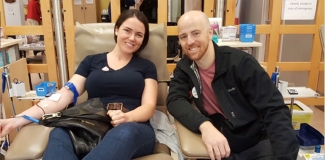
top-left (285, 100), bottom-right (313, 130)
top-left (34, 82), bottom-right (56, 96)
top-left (212, 35), bottom-right (219, 43)
top-left (239, 24), bottom-right (256, 31)
top-left (239, 32), bottom-right (256, 42)
top-left (239, 24), bottom-right (256, 42)
top-left (220, 26), bottom-right (237, 41)
top-left (295, 123), bottom-right (324, 146)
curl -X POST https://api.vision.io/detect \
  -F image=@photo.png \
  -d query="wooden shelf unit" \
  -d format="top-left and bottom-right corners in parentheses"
top-left (0, 0), bottom-right (59, 85)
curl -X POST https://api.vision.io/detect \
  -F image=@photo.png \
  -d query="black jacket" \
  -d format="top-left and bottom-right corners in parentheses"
top-left (167, 42), bottom-right (299, 159)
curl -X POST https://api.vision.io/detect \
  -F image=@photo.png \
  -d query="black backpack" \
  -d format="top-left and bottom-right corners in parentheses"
top-left (167, 22), bottom-right (182, 62)
top-left (139, 0), bottom-right (157, 23)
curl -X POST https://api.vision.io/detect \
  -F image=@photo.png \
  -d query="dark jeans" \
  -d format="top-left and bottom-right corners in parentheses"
top-left (43, 122), bottom-right (156, 160)
top-left (206, 113), bottom-right (274, 160)
top-left (229, 139), bottom-right (274, 160)
top-left (199, 139), bottom-right (274, 160)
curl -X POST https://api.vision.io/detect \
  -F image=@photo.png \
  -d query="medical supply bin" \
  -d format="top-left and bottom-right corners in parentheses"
top-left (35, 82), bottom-right (56, 96)
top-left (239, 24), bottom-right (256, 42)
top-left (285, 100), bottom-right (313, 130)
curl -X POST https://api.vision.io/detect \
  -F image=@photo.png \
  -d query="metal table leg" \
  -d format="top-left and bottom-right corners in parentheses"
top-left (290, 98), bottom-right (294, 115)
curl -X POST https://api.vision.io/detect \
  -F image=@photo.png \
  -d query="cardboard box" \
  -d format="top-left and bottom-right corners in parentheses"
top-left (221, 26), bottom-right (237, 41)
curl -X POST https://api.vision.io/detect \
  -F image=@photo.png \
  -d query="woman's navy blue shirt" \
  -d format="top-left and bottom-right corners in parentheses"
top-left (75, 52), bottom-right (157, 111)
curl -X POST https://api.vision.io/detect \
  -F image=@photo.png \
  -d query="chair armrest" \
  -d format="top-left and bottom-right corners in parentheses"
top-left (175, 120), bottom-right (209, 159)
top-left (5, 124), bottom-right (53, 160)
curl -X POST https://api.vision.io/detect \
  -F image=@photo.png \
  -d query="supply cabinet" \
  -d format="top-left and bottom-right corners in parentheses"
top-left (73, 0), bottom-right (97, 24)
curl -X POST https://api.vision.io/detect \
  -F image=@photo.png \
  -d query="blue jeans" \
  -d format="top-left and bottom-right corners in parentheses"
top-left (43, 122), bottom-right (156, 160)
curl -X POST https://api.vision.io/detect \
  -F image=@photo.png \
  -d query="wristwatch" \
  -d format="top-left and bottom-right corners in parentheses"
top-left (64, 82), bottom-right (79, 105)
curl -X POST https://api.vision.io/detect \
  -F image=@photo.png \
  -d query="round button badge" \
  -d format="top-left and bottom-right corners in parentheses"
top-left (192, 87), bottom-right (198, 98)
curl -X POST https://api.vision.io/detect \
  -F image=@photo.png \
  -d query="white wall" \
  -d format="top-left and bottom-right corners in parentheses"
top-left (239, 0), bottom-right (268, 62)
top-left (279, 20), bottom-right (314, 86)
top-left (239, 0), bottom-right (313, 86)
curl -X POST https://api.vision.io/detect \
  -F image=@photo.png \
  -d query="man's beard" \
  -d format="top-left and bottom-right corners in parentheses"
top-left (183, 42), bottom-right (209, 61)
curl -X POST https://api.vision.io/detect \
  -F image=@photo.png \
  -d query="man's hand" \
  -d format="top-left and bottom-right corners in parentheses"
top-left (199, 121), bottom-right (231, 160)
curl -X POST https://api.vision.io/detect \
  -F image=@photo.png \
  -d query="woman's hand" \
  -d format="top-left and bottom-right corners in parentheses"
top-left (107, 110), bottom-right (128, 127)
top-left (0, 118), bottom-right (21, 137)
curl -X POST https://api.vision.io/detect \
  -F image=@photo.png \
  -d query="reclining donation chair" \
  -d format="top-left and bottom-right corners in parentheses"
top-left (5, 22), bottom-right (173, 160)
top-left (175, 118), bottom-right (210, 159)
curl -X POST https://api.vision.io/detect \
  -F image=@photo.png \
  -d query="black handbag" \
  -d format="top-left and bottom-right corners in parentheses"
top-left (38, 98), bottom-right (113, 159)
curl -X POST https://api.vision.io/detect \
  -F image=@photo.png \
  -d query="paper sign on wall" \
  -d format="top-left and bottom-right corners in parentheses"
top-left (282, 0), bottom-right (318, 20)
top-left (74, 0), bottom-right (82, 5)
top-left (85, 0), bottom-right (94, 4)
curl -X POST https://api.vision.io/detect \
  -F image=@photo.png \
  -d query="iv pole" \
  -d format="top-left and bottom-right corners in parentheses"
top-left (3, 66), bottom-right (17, 116)
top-left (0, 66), bottom-right (18, 153)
